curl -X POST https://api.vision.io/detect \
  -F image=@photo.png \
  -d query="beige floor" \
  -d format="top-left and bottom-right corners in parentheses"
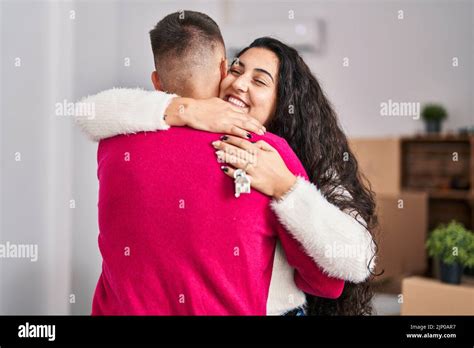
top-left (371, 293), bottom-right (401, 315)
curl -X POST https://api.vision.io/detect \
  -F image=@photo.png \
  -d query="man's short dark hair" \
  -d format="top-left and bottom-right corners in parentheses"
top-left (149, 10), bottom-right (225, 92)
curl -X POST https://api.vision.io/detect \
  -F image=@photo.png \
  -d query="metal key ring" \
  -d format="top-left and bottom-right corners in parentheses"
top-left (234, 168), bottom-right (245, 179)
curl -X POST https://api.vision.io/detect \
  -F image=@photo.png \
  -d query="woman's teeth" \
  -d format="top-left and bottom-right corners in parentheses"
top-left (228, 96), bottom-right (248, 108)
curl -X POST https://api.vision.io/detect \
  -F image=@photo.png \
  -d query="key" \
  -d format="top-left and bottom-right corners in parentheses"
top-left (234, 169), bottom-right (251, 198)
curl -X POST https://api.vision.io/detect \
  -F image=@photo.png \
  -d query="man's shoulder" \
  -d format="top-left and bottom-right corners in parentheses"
top-left (255, 132), bottom-right (289, 149)
top-left (99, 127), bottom-right (217, 148)
top-left (166, 126), bottom-right (220, 140)
top-left (254, 132), bottom-right (308, 179)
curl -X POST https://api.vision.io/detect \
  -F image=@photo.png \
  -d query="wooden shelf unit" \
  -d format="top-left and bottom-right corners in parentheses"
top-left (400, 135), bottom-right (474, 230)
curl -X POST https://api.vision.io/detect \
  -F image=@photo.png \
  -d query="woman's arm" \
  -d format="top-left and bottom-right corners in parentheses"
top-left (213, 135), bottom-right (376, 283)
top-left (254, 135), bottom-right (345, 298)
top-left (75, 88), bottom-right (176, 141)
top-left (270, 177), bottom-right (376, 283)
top-left (275, 218), bottom-right (345, 299)
top-left (75, 88), bottom-right (265, 141)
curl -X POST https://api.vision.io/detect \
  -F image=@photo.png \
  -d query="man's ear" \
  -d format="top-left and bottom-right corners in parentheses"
top-left (151, 71), bottom-right (162, 91)
top-left (220, 58), bottom-right (228, 80)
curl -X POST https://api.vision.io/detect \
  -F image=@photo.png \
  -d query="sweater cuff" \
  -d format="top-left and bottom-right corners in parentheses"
top-left (271, 176), bottom-right (313, 211)
top-left (155, 92), bottom-right (177, 130)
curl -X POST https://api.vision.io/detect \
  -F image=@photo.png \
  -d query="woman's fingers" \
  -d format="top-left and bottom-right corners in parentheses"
top-left (220, 164), bottom-right (235, 178)
top-left (212, 138), bottom-right (257, 163)
top-left (254, 140), bottom-right (275, 152)
top-left (225, 117), bottom-right (264, 136)
top-left (213, 138), bottom-right (257, 173)
top-left (235, 115), bottom-right (266, 135)
top-left (216, 134), bottom-right (273, 153)
top-left (226, 125), bottom-right (254, 139)
top-left (214, 145), bottom-right (256, 173)
top-left (187, 97), bottom-right (266, 137)
top-left (218, 135), bottom-right (256, 152)
top-left (228, 104), bottom-right (246, 114)
top-left (217, 151), bottom-right (255, 172)
top-left (220, 165), bottom-right (254, 182)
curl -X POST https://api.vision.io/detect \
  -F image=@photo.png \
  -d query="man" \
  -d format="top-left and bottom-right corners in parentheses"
top-left (92, 11), bottom-right (343, 315)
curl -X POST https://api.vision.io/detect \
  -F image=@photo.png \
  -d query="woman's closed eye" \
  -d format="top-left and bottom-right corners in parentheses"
top-left (254, 78), bottom-right (268, 87)
top-left (229, 68), bottom-right (242, 75)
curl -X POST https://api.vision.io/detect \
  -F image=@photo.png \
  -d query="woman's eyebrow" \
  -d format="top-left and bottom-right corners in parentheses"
top-left (233, 60), bottom-right (274, 82)
top-left (254, 68), bottom-right (274, 83)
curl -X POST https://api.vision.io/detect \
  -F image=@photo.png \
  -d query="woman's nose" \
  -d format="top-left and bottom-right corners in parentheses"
top-left (232, 75), bottom-right (249, 93)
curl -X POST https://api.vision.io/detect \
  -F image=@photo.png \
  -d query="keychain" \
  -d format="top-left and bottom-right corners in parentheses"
top-left (234, 169), bottom-right (251, 198)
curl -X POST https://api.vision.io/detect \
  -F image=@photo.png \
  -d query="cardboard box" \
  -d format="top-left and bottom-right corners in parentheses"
top-left (349, 138), bottom-right (401, 195)
top-left (401, 276), bottom-right (474, 315)
top-left (374, 192), bottom-right (428, 291)
top-left (349, 138), bottom-right (428, 293)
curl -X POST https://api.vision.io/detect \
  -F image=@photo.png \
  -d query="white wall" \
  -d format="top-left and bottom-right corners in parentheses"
top-left (69, 1), bottom-right (121, 315)
top-left (218, 0), bottom-right (473, 136)
top-left (0, 0), bottom-right (75, 314)
top-left (1, 0), bottom-right (472, 314)
top-left (114, 0), bottom-right (474, 137)
top-left (308, 0), bottom-right (474, 136)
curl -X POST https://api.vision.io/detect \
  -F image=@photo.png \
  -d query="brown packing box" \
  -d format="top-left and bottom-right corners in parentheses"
top-left (401, 276), bottom-right (474, 315)
top-left (349, 138), bottom-right (401, 195)
top-left (349, 138), bottom-right (428, 293)
top-left (375, 192), bottom-right (429, 290)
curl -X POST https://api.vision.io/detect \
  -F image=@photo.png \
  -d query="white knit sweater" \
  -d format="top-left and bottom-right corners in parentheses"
top-left (75, 88), bottom-right (376, 315)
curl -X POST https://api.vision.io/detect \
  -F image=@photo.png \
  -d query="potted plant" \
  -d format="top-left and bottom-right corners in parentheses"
top-left (426, 220), bottom-right (474, 284)
top-left (421, 104), bottom-right (447, 133)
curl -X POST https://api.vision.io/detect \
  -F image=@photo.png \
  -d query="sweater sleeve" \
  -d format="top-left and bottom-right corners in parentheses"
top-left (264, 135), bottom-right (344, 299)
top-left (74, 88), bottom-right (177, 142)
top-left (271, 177), bottom-right (376, 283)
top-left (274, 217), bottom-right (345, 298)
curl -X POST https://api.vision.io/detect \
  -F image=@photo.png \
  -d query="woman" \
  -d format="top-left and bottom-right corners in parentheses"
top-left (76, 37), bottom-right (378, 315)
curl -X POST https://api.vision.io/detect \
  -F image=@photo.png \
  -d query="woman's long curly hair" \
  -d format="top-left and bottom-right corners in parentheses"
top-left (237, 37), bottom-right (379, 315)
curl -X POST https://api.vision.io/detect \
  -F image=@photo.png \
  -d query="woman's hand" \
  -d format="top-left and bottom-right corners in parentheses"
top-left (212, 135), bottom-right (297, 199)
top-left (165, 97), bottom-right (266, 138)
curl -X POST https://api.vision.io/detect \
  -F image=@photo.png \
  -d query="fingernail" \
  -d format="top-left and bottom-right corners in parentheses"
top-left (211, 141), bottom-right (220, 148)
top-left (221, 166), bottom-right (228, 172)
top-left (220, 135), bottom-right (229, 141)
top-left (215, 150), bottom-right (223, 156)
top-left (246, 133), bottom-right (252, 139)
top-left (258, 129), bottom-right (264, 135)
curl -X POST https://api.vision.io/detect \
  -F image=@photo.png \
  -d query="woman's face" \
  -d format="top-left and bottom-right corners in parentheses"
top-left (219, 47), bottom-right (279, 126)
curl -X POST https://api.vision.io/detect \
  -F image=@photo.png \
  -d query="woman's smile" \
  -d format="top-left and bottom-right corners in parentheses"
top-left (225, 94), bottom-right (250, 111)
